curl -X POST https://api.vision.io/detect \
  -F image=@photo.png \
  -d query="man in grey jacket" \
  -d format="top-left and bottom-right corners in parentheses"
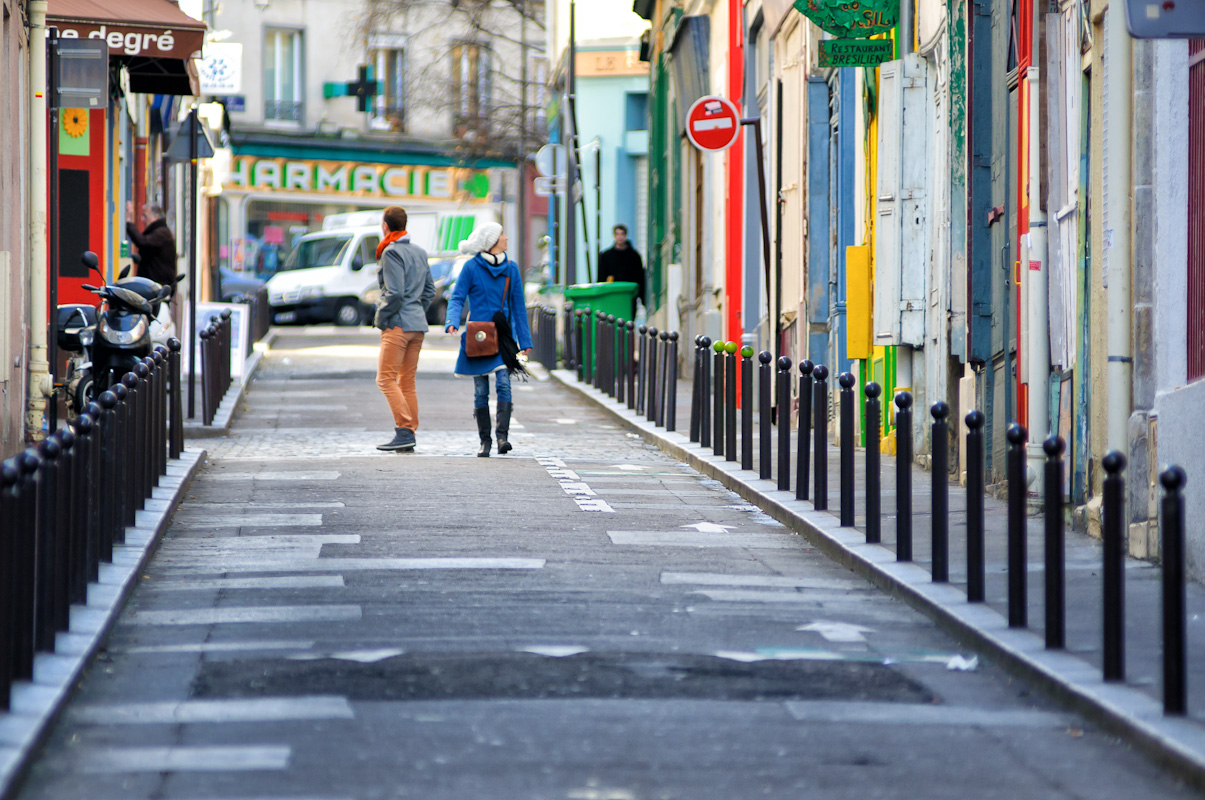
top-left (374, 206), bottom-right (435, 451)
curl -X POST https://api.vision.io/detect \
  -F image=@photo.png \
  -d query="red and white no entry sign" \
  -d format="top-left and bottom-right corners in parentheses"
top-left (685, 95), bottom-right (741, 152)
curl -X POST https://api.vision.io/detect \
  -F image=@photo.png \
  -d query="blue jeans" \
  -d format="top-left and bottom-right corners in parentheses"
top-left (473, 370), bottom-right (512, 408)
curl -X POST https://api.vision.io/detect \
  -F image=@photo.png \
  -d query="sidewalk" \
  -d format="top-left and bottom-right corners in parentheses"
top-left (553, 367), bottom-right (1205, 790)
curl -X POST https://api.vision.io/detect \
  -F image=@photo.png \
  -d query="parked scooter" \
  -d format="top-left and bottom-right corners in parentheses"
top-left (58, 251), bottom-right (178, 414)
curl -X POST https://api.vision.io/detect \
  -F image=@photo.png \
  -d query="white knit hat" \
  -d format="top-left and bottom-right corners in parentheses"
top-left (458, 222), bottom-right (503, 255)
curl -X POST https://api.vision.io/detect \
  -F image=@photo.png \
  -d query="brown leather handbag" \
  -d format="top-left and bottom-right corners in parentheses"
top-left (464, 274), bottom-right (509, 358)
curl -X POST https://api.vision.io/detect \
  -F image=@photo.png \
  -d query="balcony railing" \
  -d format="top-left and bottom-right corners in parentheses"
top-left (264, 100), bottom-right (303, 122)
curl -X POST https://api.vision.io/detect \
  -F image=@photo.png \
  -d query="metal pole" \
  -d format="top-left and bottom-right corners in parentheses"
top-left (699, 337), bottom-right (712, 447)
top-left (1161, 466), bottom-right (1187, 715)
top-left (741, 346), bottom-right (753, 470)
top-left (839, 372), bottom-right (856, 526)
top-left (894, 392), bottom-right (913, 560)
top-left (812, 365), bottom-right (829, 510)
top-left (1044, 436), bottom-right (1066, 649)
top-left (690, 336), bottom-right (702, 442)
top-left (797, 361), bottom-right (813, 501)
top-left (665, 332), bottom-right (679, 432)
top-left (777, 357), bottom-right (792, 491)
top-left (740, 117), bottom-right (773, 329)
top-left (1007, 424), bottom-right (1029, 628)
top-left (1102, 450), bottom-right (1126, 681)
top-left (931, 402), bottom-right (950, 581)
top-left (725, 343), bottom-right (737, 462)
top-left (188, 106), bottom-right (199, 419)
top-left (713, 343), bottom-right (724, 456)
top-left (966, 410), bottom-right (986, 601)
top-left (759, 351), bottom-right (772, 479)
top-left (47, 30), bottom-right (60, 434)
top-left (865, 383), bottom-right (882, 544)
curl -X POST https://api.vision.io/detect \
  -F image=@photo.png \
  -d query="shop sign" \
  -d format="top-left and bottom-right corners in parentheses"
top-left (818, 39), bottom-right (895, 67)
top-left (225, 156), bottom-right (492, 202)
top-left (792, 0), bottom-right (899, 38)
top-left (200, 43), bottom-right (242, 94)
top-left (53, 24), bottom-right (202, 60)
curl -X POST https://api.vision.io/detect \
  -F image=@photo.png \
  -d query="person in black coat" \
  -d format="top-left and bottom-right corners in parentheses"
top-left (597, 223), bottom-right (645, 320)
top-left (125, 202), bottom-right (177, 287)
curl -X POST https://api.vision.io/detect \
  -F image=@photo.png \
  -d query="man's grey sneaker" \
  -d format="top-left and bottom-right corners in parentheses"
top-left (377, 427), bottom-right (416, 452)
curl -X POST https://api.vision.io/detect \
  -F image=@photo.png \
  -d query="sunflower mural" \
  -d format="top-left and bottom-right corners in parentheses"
top-left (59, 108), bottom-right (90, 157)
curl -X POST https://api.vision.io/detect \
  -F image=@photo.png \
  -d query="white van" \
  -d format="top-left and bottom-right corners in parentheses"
top-left (265, 207), bottom-right (498, 326)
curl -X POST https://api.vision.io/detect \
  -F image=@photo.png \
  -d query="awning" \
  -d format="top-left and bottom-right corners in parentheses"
top-left (48, 0), bottom-right (206, 96)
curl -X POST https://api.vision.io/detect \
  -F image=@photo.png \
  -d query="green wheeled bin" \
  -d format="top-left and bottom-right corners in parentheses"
top-left (564, 281), bottom-right (639, 380)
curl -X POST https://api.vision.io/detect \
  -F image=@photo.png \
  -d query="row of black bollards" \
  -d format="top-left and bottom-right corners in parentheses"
top-left (578, 330), bottom-right (1193, 718)
top-left (0, 338), bottom-right (184, 710)
top-left (527, 306), bottom-right (558, 371)
top-left (199, 309), bottom-right (233, 425)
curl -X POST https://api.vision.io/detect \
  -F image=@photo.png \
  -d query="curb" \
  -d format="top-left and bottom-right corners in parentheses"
top-left (550, 368), bottom-right (1205, 792)
top-left (0, 447), bottom-right (206, 800)
top-left (184, 328), bottom-right (279, 438)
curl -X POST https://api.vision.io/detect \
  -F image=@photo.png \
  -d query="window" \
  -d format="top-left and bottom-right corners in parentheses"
top-left (625, 92), bottom-right (648, 132)
top-left (354, 236), bottom-right (380, 271)
top-left (451, 42), bottom-right (491, 136)
top-left (370, 34), bottom-right (406, 132)
top-left (264, 28), bottom-right (303, 123)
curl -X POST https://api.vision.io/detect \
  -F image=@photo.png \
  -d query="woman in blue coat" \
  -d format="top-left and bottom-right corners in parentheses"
top-left (445, 222), bottom-right (533, 457)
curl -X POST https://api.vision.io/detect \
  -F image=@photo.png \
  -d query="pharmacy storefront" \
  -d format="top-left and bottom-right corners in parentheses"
top-left (216, 147), bottom-right (512, 279)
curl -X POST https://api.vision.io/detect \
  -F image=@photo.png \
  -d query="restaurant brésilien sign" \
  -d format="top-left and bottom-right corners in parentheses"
top-left (225, 157), bottom-right (492, 202)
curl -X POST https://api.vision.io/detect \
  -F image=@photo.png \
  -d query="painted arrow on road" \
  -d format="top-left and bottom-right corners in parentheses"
top-left (797, 621), bottom-right (876, 643)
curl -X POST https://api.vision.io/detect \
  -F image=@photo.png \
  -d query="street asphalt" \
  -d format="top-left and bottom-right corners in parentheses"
top-left (11, 327), bottom-right (1199, 799)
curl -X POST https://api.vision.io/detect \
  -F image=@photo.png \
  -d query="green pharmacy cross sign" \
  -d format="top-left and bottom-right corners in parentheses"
top-left (792, 0), bottom-right (899, 38)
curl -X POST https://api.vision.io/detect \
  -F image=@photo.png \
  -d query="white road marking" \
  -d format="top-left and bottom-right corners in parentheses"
top-left (148, 575), bottom-right (346, 591)
top-left (77, 745), bottom-right (291, 773)
top-left (208, 472), bottom-right (340, 481)
top-left (555, 418), bottom-right (577, 424)
top-left (127, 605), bottom-right (362, 626)
top-left (660, 572), bottom-right (852, 590)
top-left (158, 557), bottom-right (546, 574)
top-left (121, 640), bottom-right (314, 654)
top-left (247, 405), bottom-right (349, 411)
top-left (171, 514), bottom-right (324, 528)
top-left (783, 701), bottom-right (1069, 728)
top-left (680, 522), bottom-right (735, 533)
top-left (162, 535), bottom-right (358, 549)
top-left (288, 648), bottom-right (403, 663)
top-left (72, 696), bottom-right (354, 725)
top-left (187, 502), bottom-right (346, 509)
top-left (521, 645), bottom-right (589, 657)
top-left (797, 621), bottom-right (876, 642)
top-left (692, 589), bottom-right (860, 603)
top-left (611, 464), bottom-right (648, 471)
top-left (607, 531), bottom-right (796, 549)
top-left (593, 489), bottom-right (717, 496)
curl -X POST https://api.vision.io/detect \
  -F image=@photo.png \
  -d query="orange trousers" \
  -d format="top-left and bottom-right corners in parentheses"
top-left (377, 329), bottom-right (425, 430)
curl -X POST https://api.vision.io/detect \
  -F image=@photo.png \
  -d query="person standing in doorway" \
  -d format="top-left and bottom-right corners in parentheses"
top-left (374, 206), bottom-right (435, 452)
top-left (597, 223), bottom-right (646, 320)
top-left (125, 202), bottom-right (178, 286)
top-left (445, 222), bottom-right (533, 458)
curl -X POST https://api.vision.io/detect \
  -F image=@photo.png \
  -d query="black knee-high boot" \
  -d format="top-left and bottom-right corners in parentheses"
top-left (496, 401), bottom-right (513, 455)
top-left (474, 407), bottom-right (492, 457)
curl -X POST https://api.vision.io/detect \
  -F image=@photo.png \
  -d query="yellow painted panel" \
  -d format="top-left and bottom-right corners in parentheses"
top-left (846, 245), bottom-right (872, 359)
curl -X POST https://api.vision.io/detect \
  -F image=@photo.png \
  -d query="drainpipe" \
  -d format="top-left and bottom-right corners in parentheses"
top-left (1105, 8), bottom-right (1132, 453)
top-left (1025, 65), bottom-right (1049, 496)
top-left (25, 0), bottom-right (52, 442)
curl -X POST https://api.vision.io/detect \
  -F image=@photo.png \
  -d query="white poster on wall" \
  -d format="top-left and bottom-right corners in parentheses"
top-left (180, 302), bottom-right (250, 380)
top-left (199, 42), bottom-right (243, 95)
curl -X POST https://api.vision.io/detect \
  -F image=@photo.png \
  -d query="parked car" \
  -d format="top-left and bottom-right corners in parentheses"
top-left (264, 226), bottom-right (381, 326)
top-left (426, 254), bottom-right (470, 327)
top-left (218, 267), bottom-right (265, 302)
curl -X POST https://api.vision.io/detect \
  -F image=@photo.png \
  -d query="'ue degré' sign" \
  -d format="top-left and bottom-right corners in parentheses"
top-left (225, 157), bottom-right (492, 202)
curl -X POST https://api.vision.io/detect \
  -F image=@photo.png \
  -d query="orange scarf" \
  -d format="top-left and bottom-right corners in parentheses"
top-left (376, 229), bottom-right (407, 260)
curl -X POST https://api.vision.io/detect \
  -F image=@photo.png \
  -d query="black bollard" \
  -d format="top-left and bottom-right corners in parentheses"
top-left (34, 436), bottom-right (60, 652)
top-left (797, 361), bottom-right (814, 501)
top-left (725, 342), bottom-right (738, 462)
top-left (812, 365), bottom-right (829, 510)
top-left (595, 312), bottom-right (606, 391)
top-left (931, 402), bottom-right (950, 581)
top-left (839, 373), bottom-right (856, 526)
top-left (699, 337), bottom-right (712, 447)
top-left (657, 331), bottom-right (671, 427)
top-left (759, 352), bottom-right (773, 480)
top-left (713, 341), bottom-right (725, 457)
top-left (666, 332), bottom-right (679, 432)
top-left (626, 322), bottom-right (637, 409)
top-left (966, 410), bottom-right (986, 602)
top-left (14, 450), bottom-right (39, 678)
top-left (1161, 466), bottom-right (1188, 715)
top-left (52, 428), bottom-right (74, 633)
top-left (1007, 424), bottom-right (1028, 628)
top-left (895, 392), bottom-right (913, 561)
top-left (636, 325), bottom-right (648, 414)
top-left (167, 338), bottom-right (183, 458)
top-left (0, 459), bottom-right (16, 709)
top-left (85, 401), bottom-right (103, 582)
top-left (1044, 436), bottom-right (1066, 649)
top-left (741, 346), bottom-right (754, 470)
top-left (777, 356), bottom-right (792, 490)
top-left (1102, 450), bottom-right (1126, 681)
top-left (112, 382), bottom-right (131, 536)
top-left (865, 383), bottom-right (882, 544)
top-left (690, 336), bottom-right (703, 442)
top-left (646, 327), bottom-right (659, 422)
